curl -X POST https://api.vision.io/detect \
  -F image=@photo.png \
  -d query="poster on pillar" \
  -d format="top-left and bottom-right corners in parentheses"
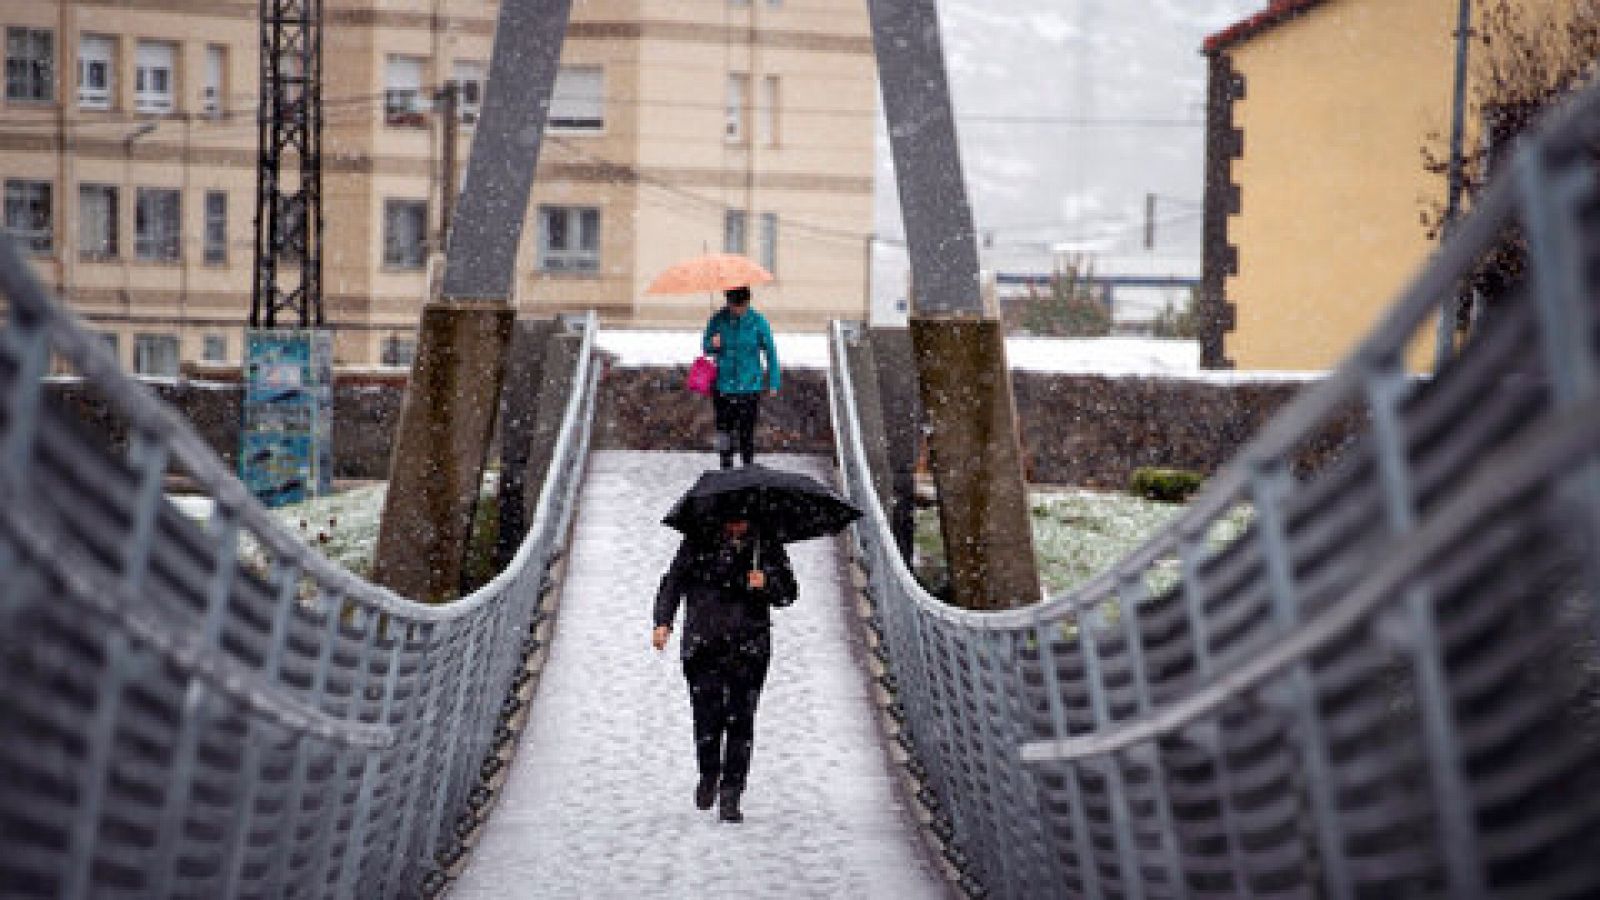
top-left (241, 328), bottom-right (334, 506)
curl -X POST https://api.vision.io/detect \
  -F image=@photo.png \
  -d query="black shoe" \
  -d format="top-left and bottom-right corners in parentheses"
top-left (718, 788), bottom-right (743, 823)
top-left (695, 775), bottom-right (719, 811)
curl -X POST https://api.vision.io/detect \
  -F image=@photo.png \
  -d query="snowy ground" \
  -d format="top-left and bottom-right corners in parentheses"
top-left (596, 329), bottom-right (1325, 381)
top-left (915, 488), bottom-right (1252, 599)
top-left (451, 452), bottom-right (948, 899)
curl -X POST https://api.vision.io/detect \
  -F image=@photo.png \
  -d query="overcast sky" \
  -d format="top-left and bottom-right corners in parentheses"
top-left (871, 0), bottom-right (1264, 311)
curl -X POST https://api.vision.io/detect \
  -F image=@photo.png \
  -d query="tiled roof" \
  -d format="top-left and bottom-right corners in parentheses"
top-left (1203, 0), bottom-right (1331, 54)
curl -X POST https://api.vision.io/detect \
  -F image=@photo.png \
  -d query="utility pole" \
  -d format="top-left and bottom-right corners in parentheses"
top-left (438, 82), bottom-right (459, 248)
top-left (1144, 192), bottom-right (1157, 251)
top-left (1434, 0), bottom-right (1474, 370)
top-left (242, 0), bottom-right (332, 507)
top-left (251, 0), bottom-right (323, 330)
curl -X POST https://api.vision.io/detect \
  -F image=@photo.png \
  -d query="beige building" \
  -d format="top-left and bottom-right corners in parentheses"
top-left (1, 0), bottom-right (876, 371)
top-left (1198, 0), bottom-right (1559, 371)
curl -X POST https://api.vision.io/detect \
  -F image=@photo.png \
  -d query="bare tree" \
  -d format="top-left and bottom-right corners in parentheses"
top-left (1423, 0), bottom-right (1599, 239)
top-left (1008, 260), bottom-right (1112, 338)
top-left (1420, 1), bottom-right (1599, 312)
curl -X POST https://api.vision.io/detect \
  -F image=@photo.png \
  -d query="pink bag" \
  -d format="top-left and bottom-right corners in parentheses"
top-left (686, 354), bottom-right (718, 396)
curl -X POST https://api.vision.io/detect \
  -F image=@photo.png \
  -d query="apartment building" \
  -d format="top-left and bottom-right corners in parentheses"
top-left (1, 0), bottom-right (876, 370)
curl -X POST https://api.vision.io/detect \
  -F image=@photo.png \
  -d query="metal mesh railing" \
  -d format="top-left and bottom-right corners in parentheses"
top-left (0, 237), bottom-right (598, 899)
top-left (830, 80), bottom-right (1600, 899)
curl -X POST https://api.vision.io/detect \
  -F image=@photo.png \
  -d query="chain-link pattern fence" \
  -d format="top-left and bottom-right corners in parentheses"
top-left (0, 238), bottom-right (597, 899)
top-left (830, 80), bottom-right (1600, 899)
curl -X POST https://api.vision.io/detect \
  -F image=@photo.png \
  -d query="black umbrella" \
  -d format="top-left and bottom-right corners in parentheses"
top-left (662, 464), bottom-right (862, 544)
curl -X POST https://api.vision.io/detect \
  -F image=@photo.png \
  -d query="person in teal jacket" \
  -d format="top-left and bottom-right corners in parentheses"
top-left (702, 286), bottom-right (781, 469)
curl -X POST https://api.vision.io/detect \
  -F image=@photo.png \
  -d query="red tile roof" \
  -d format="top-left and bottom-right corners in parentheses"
top-left (1203, 0), bottom-right (1331, 54)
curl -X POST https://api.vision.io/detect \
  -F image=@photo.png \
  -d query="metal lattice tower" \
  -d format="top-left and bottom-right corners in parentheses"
top-left (250, 0), bottom-right (324, 328)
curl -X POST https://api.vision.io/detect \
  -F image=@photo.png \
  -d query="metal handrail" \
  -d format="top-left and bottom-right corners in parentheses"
top-left (830, 76), bottom-right (1600, 898)
top-left (0, 232), bottom-right (599, 897)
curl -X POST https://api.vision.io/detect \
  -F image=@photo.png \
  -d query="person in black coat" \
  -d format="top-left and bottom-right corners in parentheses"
top-left (652, 517), bottom-right (796, 823)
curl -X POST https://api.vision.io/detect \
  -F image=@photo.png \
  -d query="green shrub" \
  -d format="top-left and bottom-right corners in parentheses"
top-left (1129, 467), bottom-right (1204, 504)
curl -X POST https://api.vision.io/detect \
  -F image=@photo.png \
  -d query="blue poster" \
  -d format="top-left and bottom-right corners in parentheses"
top-left (242, 328), bottom-right (333, 507)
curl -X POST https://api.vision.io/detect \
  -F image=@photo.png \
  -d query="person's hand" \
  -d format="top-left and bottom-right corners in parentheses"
top-left (652, 625), bottom-right (671, 652)
top-left (710, 334), bottom-right (722, 350)
top-left (747, 569), bottom-right (766, 590)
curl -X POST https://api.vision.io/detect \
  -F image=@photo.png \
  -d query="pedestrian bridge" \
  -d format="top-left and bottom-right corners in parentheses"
top-left (4, 78), bottom-right (1600, 900)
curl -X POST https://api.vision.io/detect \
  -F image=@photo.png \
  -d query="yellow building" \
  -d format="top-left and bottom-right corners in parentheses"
top-left (1, 0), bottom-right (875, 371)
top-left (1197, 0), bottom-right (1551, 371)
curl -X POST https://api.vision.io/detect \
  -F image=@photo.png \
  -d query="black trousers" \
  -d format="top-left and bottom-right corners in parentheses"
top-left (713, 391), bottom-right (761, 469)
top-left (683, 645), bottom-right (770, 792)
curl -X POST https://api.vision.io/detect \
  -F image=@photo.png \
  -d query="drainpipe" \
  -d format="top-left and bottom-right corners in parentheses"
top-left (1434, 0), bottom-right (1473, 370)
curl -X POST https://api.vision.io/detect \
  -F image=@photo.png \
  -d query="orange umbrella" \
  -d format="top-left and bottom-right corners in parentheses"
top-left (644, 253), bottom-right (774, 295)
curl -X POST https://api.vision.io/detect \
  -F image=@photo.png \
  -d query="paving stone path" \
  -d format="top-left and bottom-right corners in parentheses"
top-left (452, 451), bottom-right (949, 899)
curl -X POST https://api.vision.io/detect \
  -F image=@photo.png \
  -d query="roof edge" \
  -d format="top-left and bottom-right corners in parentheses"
top-left (1202, 0), bottom-right (1330, 55)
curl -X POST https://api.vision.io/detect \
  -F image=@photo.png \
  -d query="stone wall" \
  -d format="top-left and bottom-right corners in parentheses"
top-left (592, 364), bottom-right (835, 457)
top-left (1011, 374), bottom-right (1363, 489)
top-left (43, 374), bottom-right (406, 480)
top-left (590, 365), bottom-right (1360, 489)
top-left (44, 364), bottom-right (1360, 490)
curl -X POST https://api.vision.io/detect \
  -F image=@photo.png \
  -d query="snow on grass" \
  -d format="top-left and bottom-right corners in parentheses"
top-left (169, 484), bottom-right (389, 578)
top-left (171, 474), bottom-right (501, 585)
top-left (916, 487), bottom-right (1252, 599)
top-left (268, 483), bottom-right (389, 578)
top-left (175, 474), bottom-right (1247, 606)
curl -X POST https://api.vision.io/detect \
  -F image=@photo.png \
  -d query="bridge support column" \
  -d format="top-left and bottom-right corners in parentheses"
top-left (909, 316), bottom-right (1040, 610)
top-left (373, 303), bottom-right (514, 601)
top-left (494, 317), bottom-right (583, 570)
top-left (868, 327), bottom-right (921, 565)
top-left (868, 0), bottom-right (1038, 610)
top-left (372, 0), bottom-right (573, 600)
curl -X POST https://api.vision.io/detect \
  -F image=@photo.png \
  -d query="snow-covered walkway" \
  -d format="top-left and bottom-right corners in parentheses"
top-left (451, 451), bottom-right (948, 899)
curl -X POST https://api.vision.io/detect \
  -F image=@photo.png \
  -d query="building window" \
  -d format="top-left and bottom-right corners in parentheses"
top-left (204, 190), bottom-right (227, 264)
top-left (78, 34), bottom-right (114, 110)
top-left (134, 333), bottom-right (179, 377)
top-left (450, 60), bottom-right (483, 125)
top-left (203, 333), bottom-right (227, 363)
top-left (537, 205), bottom-right (599, 273)
top-left (381, 335), bottom-right (416, 367)
top-left (725, 73), bottom-right (748, 141)
top-left (98, 331), bottom-right (120, 362)
top-left (79, 183), bottom-right (117, 260)
top-left (383, 198), bottom-right (427, 268)
top-left (723, 209), bottom-right (746, 255)
top-left (5, 28), bottom-right (54, 103)
top-left (759, 212), bottom-right (778, 274)
top-left (203, 44), bottom-right (226, 116)
top-left (758, 75), bottom-right (780, 146)
top-left (384, 55), bottom-right (426, 127)
top-left (549, 65), bottom-right (603, 131)
top-left (4, 180), bottom-right (52, 255)
top-left (134, 187), bottom-right (180, 261)
top-left (134, 40), bottom-right (175, 113)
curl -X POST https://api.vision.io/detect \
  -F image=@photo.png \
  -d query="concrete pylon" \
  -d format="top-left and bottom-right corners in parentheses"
top-left (867, 0), bottom-right (1039, 610)
top-left (372, 303), bottom-right (515, 602)
top-left (371, 0), bottom-right (573, 601)
top-left (909, 316), bottom-right (1040, 611)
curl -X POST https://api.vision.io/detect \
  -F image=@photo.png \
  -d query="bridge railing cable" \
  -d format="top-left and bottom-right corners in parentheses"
top-left (0, 242), bottom-right (598, 899)
top-left (830, 78), bottom-right (1600, 899)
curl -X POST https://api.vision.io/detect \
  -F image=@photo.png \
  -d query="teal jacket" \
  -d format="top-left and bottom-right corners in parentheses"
top-left (703, 307), bottom-right (781, 395)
